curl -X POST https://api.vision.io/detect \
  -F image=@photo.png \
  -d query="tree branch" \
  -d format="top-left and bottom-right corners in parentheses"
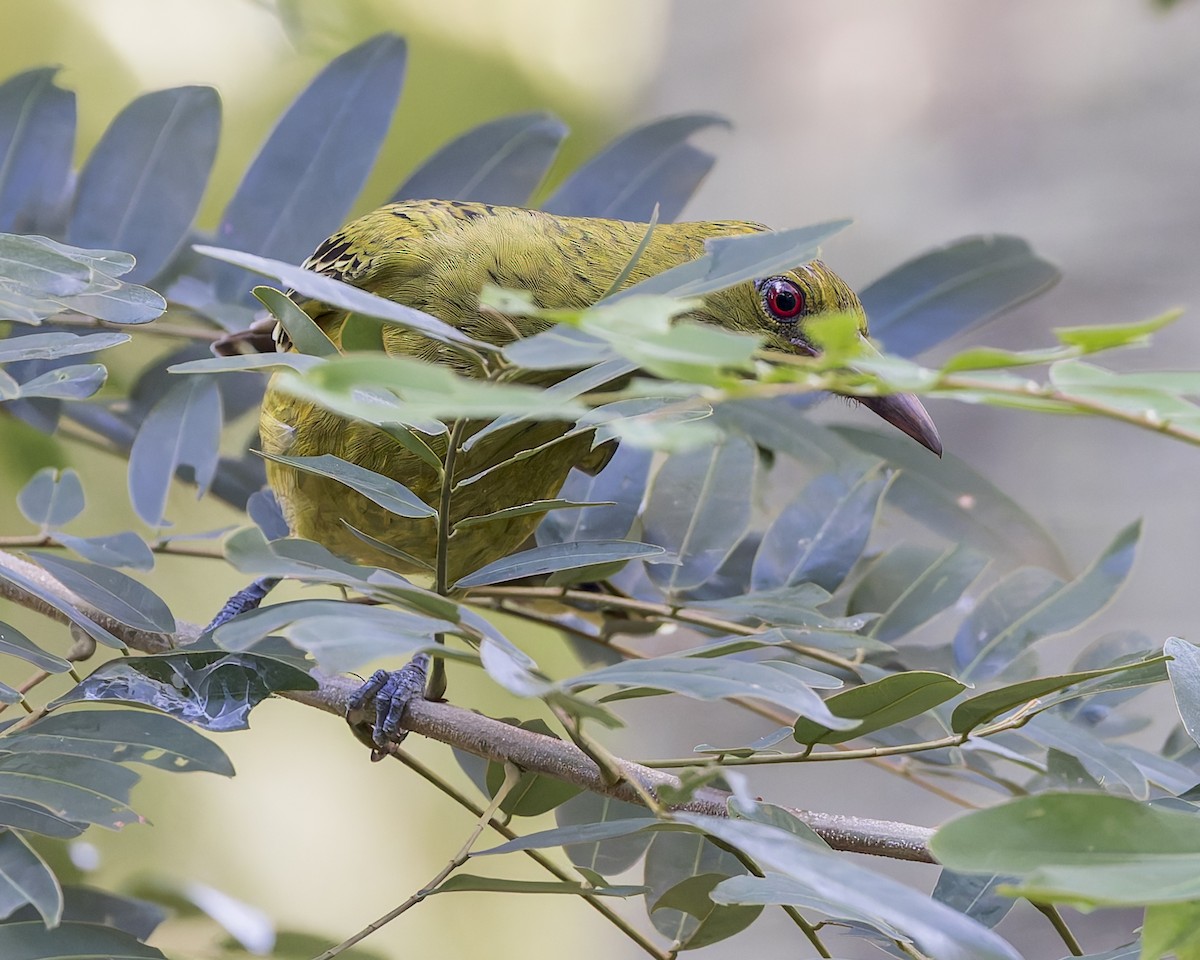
top-left (0, 547), bottom-right (935, 864)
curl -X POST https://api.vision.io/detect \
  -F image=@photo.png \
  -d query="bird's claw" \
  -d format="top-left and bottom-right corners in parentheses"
top-left (204, 577), bottom-right (280, 634)
top-left (346, 653), bottom-right (430, 760)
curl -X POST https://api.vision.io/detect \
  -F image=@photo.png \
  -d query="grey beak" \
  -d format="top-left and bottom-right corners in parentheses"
top-left (858, 393), bottom-right (943, 457)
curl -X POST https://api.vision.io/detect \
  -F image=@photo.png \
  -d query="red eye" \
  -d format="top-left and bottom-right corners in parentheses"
top-left (763, 278), bottom-right (805, 320)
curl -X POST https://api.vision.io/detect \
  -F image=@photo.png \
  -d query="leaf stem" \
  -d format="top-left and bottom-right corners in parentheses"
top-left (1032, 902), bottom-right (1083, 956)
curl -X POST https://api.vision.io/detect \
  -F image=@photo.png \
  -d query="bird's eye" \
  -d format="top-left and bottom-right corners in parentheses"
top-left (762, 278), bottom-right (805, 321)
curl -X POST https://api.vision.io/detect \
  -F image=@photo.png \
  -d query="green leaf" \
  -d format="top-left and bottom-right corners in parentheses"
top-left (685, 814), bottom-right (1021, 960)
top-left (940, 344), bottom-right (1069, 372)
top-left (554, 794), bottom-right (653, 875)
top-left (17, 467), bottom-right (83, 529)
top-left (1020, 713), bottom-right (1149, 799)
top-left (651, 872), bottom-right (762, 950)
top-left (0, 752), bottom-right (142, 831)
top-left (834, 425), bottom-right (1068, 573)
top-left (67, 86), bottom-right (219, 282)
top-left (952, 655), bottom-right (1170, 734)
top-left (0, 829), bottom-right (62, 925)
top-left (433, 875), bottom-right (641, 897)
top-left (0, 799), bottom-right (82, 839)
top-left (454, 540), bottom-right (665, 589)
top-left (30, 552), bottom-right (175, 634)
top-left (4, 708), bottom-right (234, 775)
top-left (392, 112), bottom-right (566, 207)
top-left (258, 452), bottom-right (435, 520)
top-left (1141, 901), bottom-right (1200, 960)
top-left (0, 621), bottom-right (71, 674)
top-left (932, 870), bottom-right (1017, 930)
top-left (862, 235), bottom-right (1060, 358)
top-left (128, 376), bottom-right (222, 528)
top-left (849, 543), bottom-right (989, 644)
top-left (167, 352), bottom-right (323, 375)
top-left (484, 719), bottom-right (582, 817)
top-left (212, 34), bottom-right (407, 301)
top-left (644, 436), bottom-right (757, 595)
top-left (792, 671), bottom-right (965, 745)
top-left (196, 245), bottom-right (483, 350)
top-left (930, 793), bottom-right (1200, 907)
top-left (0, 562), bottom-right (123, 650)
top-left (456, 498), bottom-right (615, 530)
top-left (253, 286), bottom-right (337, 357)
top-left (478, 819), bottom-right (664, 856)
top-left (752, 462), bottom-right (891, 593)
top-left (0, 331), bottom-right (128, 364)
top-left (612, 220), bottom-right (851, 301)
top-left (565, 657), bottom-right (856, 729)
top-left (0, 921), bottom-right (166, 959)
top-left (1167, 637), bottom-right (1200, 749)
top-left (1055, 310), bottom-right (1181, 352)
top-left (0, 68), bottom-right (75, 235)
top-left (543, 113), bottom-right (728, 222)
top-left (710, 874), bottom-right (902, 937)
top-left (954, 522), bottom-right (1140, 681)
top-left (537, 445), bottom-right (652, 546)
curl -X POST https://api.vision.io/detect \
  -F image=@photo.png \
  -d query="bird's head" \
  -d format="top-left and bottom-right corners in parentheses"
top-left (702, 260), bottom-right (942, 457)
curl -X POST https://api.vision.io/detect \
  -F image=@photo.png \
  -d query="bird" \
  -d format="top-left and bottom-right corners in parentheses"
top-left (245, 198), bottom-right (942, 746)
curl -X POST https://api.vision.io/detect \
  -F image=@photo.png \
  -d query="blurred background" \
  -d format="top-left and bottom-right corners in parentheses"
top-left (1, 0), bottom-right (1199, 956)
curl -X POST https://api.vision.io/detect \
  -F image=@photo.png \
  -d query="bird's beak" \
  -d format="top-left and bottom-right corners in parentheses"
top-left (858, 393), bottom-right (942, 457)
top-left (850, 335), bottom-right (942, 457)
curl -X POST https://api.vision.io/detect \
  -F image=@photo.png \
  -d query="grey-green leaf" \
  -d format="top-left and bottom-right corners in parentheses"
top-left (30, 552), bottom-right (175, 634)
top-left (0, 831), bottom-right (62, 926)
top-left (258, 452), bottom-right (435, 519)
top-left (0, 68), bottom-right (75, 234)
top-left (17, 467), bottom-right (84, 529)
top-left (454, 540), bottom-right (665, 589)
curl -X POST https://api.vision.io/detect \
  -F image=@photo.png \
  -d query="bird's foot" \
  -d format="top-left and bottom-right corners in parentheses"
top-left (204, 577), bottom-right (280, 634)
top-left (346, 653), bottom-right (431, 760)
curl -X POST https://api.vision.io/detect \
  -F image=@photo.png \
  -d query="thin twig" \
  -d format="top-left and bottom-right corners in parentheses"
top-left (313, 762), bottom-right (522, 959)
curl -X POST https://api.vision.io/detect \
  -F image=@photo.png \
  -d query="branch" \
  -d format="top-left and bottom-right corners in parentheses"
top-left (0, 547), bottom-right (935, 864)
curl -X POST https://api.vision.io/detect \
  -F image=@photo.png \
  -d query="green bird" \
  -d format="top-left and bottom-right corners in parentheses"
top-left (247, 199), bottom-right (941, 744)
top-left (261, 199), bottom-right (939, 581)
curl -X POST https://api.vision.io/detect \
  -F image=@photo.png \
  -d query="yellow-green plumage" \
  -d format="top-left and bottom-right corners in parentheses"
top-left (261, 199), bottom-right (908, 583)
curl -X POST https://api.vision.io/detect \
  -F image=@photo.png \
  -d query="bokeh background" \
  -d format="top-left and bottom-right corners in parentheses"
top-left (1, 0), bottom-right (1199, 956)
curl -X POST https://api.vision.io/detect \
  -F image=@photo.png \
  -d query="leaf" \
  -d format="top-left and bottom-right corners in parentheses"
top-left (1141, 901), bottom-right (1200, 960)
top-left (1055, 310), bottom-right (1180, 352)
top-left (0, 621), bottom-right (71, 674)
top-left (478, 818), bottom-right (664, 856)
top-left (952, 655), bottom-right (1170, 735)
top-left (861, 235), bottom-right (1060, 358)
top-left (30, 553), bottom-right (175, 634)
top-left (17, 467), bottom-right (83, 529)
top-left (9, 886), bottom-right (166, 941)
top-left (253, 286), bottom-right (337, 357)
top-left (710, 874), bottom-right (903, 938)
top-left (752, 462), bottom-right (891, 593)
top-left (196, 246), bottom-right (485, 350)
top-left (0, 799), bottom-right (82, 838)
top-left (213, 34), bottom-right (407, 301)
top-left (51, 651), bottom-right (316, 732)
top-left (55, 532), bottom-right (154, 570)
top-left (1166, 637), bottom-right (1200, 749)
top-left (643, 436), bottom-right (757, 595)
top-left (686, 815), bottom-right (1021, 960)
top-left (644, 830), bottom-right (756, 949)
top-left (1019, 713), bottom-right (1148, 799)
top-left (612, 220), bottom-right (851, 302)
top-left (258, 452), bottom-right (435, 519)
top-left (454, 540), bottom-right (665, 589)
top-left (537, 445), bottom-right (652, 546)
top-left (127, 376), bottom-right (222, 528)
top-left (392, 112), bottom-right (566, 206)
top-left (0, 68), bottom-right (75, 235)
top-left (930, 793), bottom-right (1200, 907)
top-left (835, 426), bottom-right (1068, 572)
top-left (792, 671), bottom-right (965, 745)
top-left (954, 522), bottom-right (1140, 682)
top-left (543, 113), bottom-right (728, 222)
top-left (9, 364), bottom-right (106, 400)
top-left (0, 752), bottom-right (142, 831)
top-left (0, 920), bottom-right (165, 958)
top-left (554, 793), bottom-right (653, 875)
top-left (932, 870), bottom-right (1018, 930)
top-left (0, 830), bottom-right (62, 925)
top-left (0, 331), bottom-right (128, 364)
top-left (563, 657), bottom-right (855, 729)
top-left (0, 563), bottom-right (123, 650)
top-left (456, 499), bottom-right (615, 531)
top-left (849, 543), bottom-right (989, 643)
top-left (67, 86), bottom-right (219, 282)
top-left (4, 709), bottom-right (233, 775)
top-left (433, 875), bottom-right (641, 897)
top-left (651, 872), bottom-right (762, 950)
